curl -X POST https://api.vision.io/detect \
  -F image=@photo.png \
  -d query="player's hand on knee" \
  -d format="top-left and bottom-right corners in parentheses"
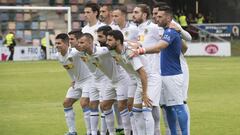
top-left (142, 93), bottom-right (152, 107)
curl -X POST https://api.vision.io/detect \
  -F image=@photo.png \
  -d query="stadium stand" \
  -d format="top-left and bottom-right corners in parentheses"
top-left (0, 0), bottom-right (134, 45)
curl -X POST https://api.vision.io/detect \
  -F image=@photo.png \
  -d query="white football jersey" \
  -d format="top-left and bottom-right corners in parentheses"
top-left (57, 48), bottom-right (92, 82)
top-left (180, 53), bottom-right (189, 100)
top-left (137, 20), bottom-right (161, 75)
top-left (113, 21), bottom-right (138, 41)
top-left (82, 21), bottom-right (105, 45)
top-left (110, 44), bottom-right (150, 77)
top-left (78, 51), bottom-right (105, 80)
top-left (95, 47), bottom-right (128, 83)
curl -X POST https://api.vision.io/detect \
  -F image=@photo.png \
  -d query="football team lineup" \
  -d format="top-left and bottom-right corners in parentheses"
top-left (0, 1), bottom-right (239, 135)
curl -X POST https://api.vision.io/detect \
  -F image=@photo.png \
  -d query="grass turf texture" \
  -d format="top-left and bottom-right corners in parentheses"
top-left (0, 57), bottom-right (240, 135)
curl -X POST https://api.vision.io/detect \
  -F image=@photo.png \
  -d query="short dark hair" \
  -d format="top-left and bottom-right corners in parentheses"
top-left (80, 33), bottom-right (94, 42)
top-left (136, 4), bottom-right (151, 19)
top-left (158, 5), bottom-right (173, 17)
top-left (100, 3), bottom-right (112, 11)
top-left (97, 25), bottom-right (112, 36)
top-left (55, 33), bottom-right (69, 44)
top-left (153, 2), bottom-right (168, 9)
top-left (107, 30), bottom-right (124, 44)
top-left (113, 5), bottom-right (127, 15)
top-left (68, 30), bottom-right (82, 39)
top-left (84, 2), bottom-right (100, 18)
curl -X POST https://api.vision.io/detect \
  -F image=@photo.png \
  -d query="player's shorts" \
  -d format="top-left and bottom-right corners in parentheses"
top-left (134, 74), bottom-right (162, 106)
top-left (128, 76), bottom-right (138, 98)
top-left (90, 75), bottom-right (112, 102)
top-left (162, 74), bottom-right (184, 106)
top-left (66, 76), bottom-right (94, 99)
top-left (182, 65), bottom-right (189, 101)
top-left (103, 74), bottom-right (129, 101)
top-left (159, 86), bottom-right (165, 105)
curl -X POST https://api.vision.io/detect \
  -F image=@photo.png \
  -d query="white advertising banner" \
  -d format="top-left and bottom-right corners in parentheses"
top-left (48, 47), bottom-right (58, 60)
top-left (13, 46), bottom-right (42, 61)
top-left (0, 46), bottom-right (10, 61)
top-left (185, 42), bottom-right (231, 56)
top-left (0, 46), bottom-right (58, 61)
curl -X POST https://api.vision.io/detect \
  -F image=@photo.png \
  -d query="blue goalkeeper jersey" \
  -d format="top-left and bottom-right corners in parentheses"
top-left (160, 28), bottom-right (182, 76)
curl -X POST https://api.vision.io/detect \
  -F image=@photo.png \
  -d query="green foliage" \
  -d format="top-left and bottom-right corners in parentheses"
top-left (0, 57), bottom-right (240, 135)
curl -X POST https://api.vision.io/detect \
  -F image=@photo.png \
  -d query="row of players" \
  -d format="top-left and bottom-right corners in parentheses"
top-left (56, 2), bottom-right (192, 135)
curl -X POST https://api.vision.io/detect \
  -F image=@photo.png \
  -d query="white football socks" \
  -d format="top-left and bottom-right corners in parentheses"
top-left (64, 107), bottom-right (76, 133)
top-left (143, 107), bottom-right (154, 135)
top-left (132, 107), bottom-right (146, 135)
top-left (120, 108), bottom-right (132, 135)
top-left (104, 109), bottom-right (115, 134)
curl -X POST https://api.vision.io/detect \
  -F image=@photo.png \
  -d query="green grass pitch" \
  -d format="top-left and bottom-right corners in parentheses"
top-left (0, 57), bottom-right (240, 135)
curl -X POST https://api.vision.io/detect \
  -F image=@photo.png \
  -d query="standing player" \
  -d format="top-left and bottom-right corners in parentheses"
top-left (112, 5), bottom-right (139, 134)
top-left (153, 3), bottom-right (192, 135)
top-left (97, 26), bottom-right (144, 135)
top-left (132, 4), bottom-right (162, 135)
top-left (55, 33), bottom-right (94, 135)
top-left (75, 33), bottom-right (132, 135)
top-left (112, 5), bottom-right (138, 41)
top-left (83, 2), bottom-right (104, 45)
top-left (99, 4), bottom-right (114, 26)
top-left (107, 29), bottom-right (157, 135)
top-left (99, 5), bottom-right (124, 133)
top-left (130, 6), bottom-right (189, 135)
top-left (152, 3), bottom-right (192, 41)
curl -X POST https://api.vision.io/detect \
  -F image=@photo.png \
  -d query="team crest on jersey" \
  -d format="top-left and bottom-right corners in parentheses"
top-left (138, 35), bottom-right (144, 42)
top-left (163, 34), bottom-right (171, 41)
top-left (112, 54), bottom-right (121, 64)
top-left (68, 57), bottom-right (73, 62)
top-left (63, 64), bottom-right (74, 70)
top-left (144, 29), bottom-right (148, 34)
top-left (92, 57), bottom-right (100, 67)
top-left (124, 31), bottom-right (129, 37)
top-left (80, 56), bottom-right (88, 62)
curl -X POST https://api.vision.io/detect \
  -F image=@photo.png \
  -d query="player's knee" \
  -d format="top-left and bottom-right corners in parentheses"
top-left (80, 98), bottom-right (89, 108)
top-left (89, 101), bottom-right (99, 110)
top-left (63, 98), bottom-right (74, 108)
top-left (101, 101), bottom-right (113, 111)
top-left (118, 100), bottom-right (128, 112)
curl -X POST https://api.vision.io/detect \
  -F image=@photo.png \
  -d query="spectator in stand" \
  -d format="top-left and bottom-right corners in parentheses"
top-left (187, 13), bottom-right (197, 24)
top-left (179, 12), bottom-right (188, 30)
top-left (197, 13), bottom-right (205, 24)
top-left (205, 12), bottom-right (214, 23)
top-left (174, 10), bottom-right (180, 23)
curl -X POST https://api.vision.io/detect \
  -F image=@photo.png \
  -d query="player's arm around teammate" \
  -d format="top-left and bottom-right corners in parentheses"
top-left (131, 6), bottom-right (189, 135)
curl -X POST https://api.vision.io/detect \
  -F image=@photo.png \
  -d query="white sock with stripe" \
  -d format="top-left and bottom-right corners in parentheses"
top-left (120, 108), bottom-right (132, 135)
top-left (143, 107), bottom-right (154, 135)
top-left (64, 107), bottom-right (76, 133)
top-left (133, 107), bottom-right (146, 135)
top-left (104, 109), bottom-right (115, 134)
